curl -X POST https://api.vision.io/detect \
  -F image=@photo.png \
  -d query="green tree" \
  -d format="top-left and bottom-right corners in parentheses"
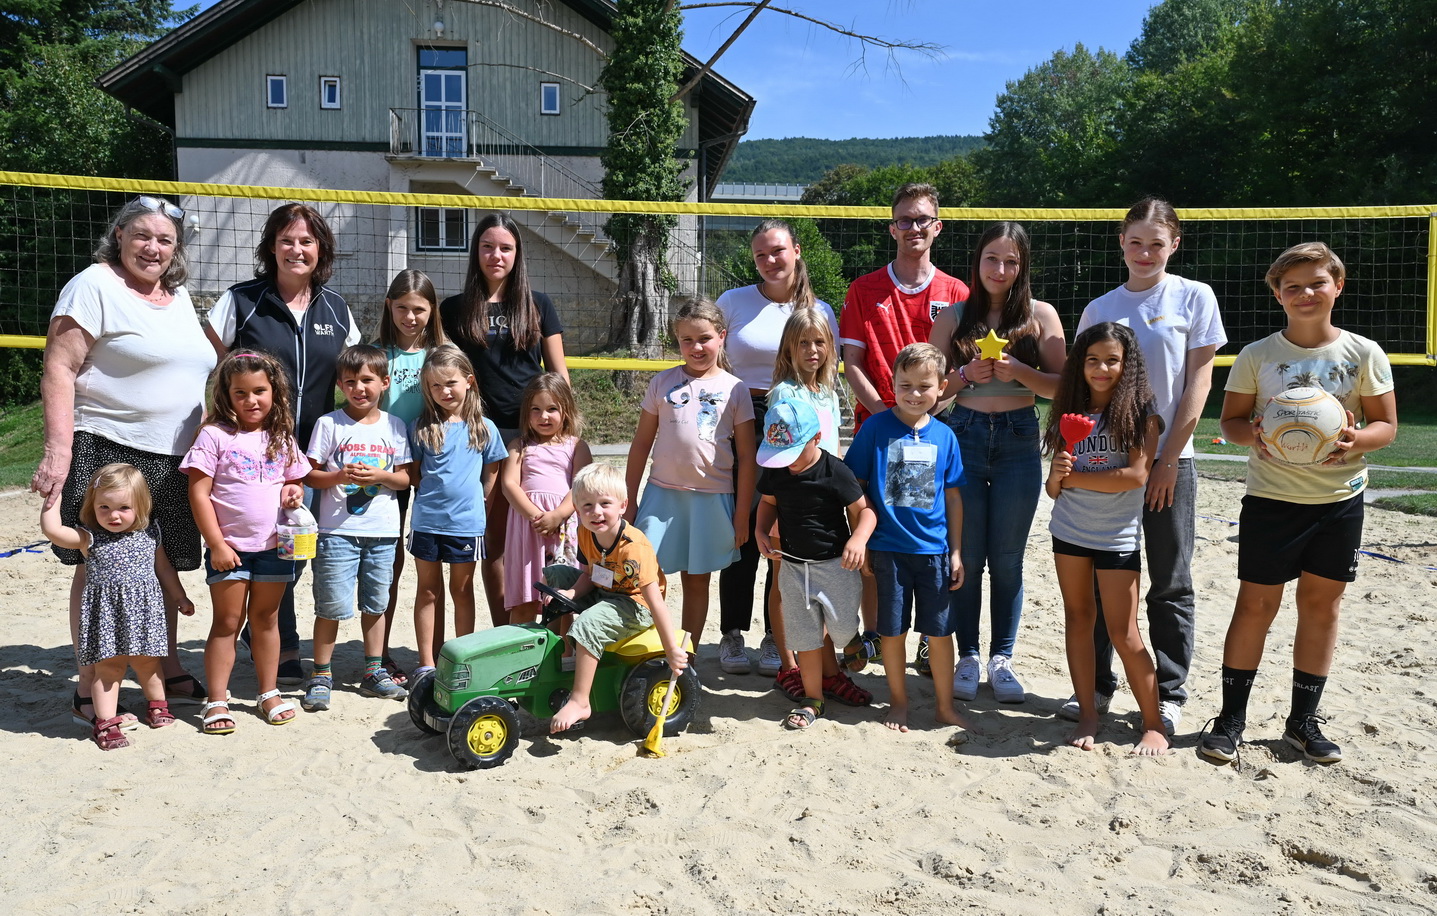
top-left (972, 43), bottom-right (1132, 206)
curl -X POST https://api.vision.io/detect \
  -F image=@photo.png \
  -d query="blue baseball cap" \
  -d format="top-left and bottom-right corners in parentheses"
top-left (757, 398), bottom-right (822, 468)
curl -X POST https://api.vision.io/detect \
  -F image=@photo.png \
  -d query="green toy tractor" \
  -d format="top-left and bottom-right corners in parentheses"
top-left (407, 586), bottom-right (700, 769)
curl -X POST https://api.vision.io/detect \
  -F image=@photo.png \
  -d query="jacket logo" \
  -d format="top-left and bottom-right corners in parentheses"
top-left (312, 323), bottom-right (335, 336)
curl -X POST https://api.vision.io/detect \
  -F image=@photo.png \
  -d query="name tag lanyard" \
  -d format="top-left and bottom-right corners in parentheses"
top-left (591, 520), bottom-right (626, 588)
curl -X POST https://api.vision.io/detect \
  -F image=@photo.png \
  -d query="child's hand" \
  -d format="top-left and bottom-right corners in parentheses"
top-left (345, 462), bottom-right (378, 486)
top-left (665, 646), bottom-right (689, 674)
top-left (965, 357), bottom-right (995, 384)
top-left (1321, 410), bottom-right (1358, 465)
top-left (841, 538), bottom-right (866, 571)
top-left (755, 530), bottom-right (780, 561)
top-left (733, 510), bottom-right (751, 550)
top-left (210, 542), bottom-right (241, 571)
top-left (948, 549), bottom-right (965, 591)
top-left (1250, 416), bottom-right (1276, 461)
top-left (1049, 450), bottom-right (1073, 483)
top-left (176, 595), bottom-right (196, 617)
top-left (280, 484), bottom-right (304, 508)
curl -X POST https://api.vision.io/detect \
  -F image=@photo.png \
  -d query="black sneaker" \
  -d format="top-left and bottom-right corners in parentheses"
top-left (1284, 714), bottom-right (1342, 764)
top-left (1198, 714), bottom-right (1245, 763)
top-left (913, 636), bottom-right (931, 677)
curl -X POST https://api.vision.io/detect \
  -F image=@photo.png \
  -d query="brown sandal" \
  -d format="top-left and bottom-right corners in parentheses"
top-left (145, 700), bottom-right (176, 728)
top-left (92, 715), bottom-right (131, 751)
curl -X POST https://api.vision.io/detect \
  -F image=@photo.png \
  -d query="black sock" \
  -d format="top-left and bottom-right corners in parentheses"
top-left (1288, 668), bottom-right (1327, 725)
top-left (1219, 665), bottom-right (1258, 723)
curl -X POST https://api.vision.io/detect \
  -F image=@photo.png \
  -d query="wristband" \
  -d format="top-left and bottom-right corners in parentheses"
top-left (958, 365), bottom-right (970, 385)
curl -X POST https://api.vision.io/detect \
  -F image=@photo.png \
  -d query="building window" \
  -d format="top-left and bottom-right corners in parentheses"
top-left (416, 207), bottom-right (468, 251)
top-left (540, 82), bottom-right (560, 115)
top-left (319, 76), bottom-right (340, 109)
top-left (267, 75), bottom-right (287, 108)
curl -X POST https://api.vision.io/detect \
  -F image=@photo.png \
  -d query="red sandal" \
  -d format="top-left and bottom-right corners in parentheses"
top-left (773, 666), bottom-right (806, 702)
top-left (92, 715), bottom-right (131, 751)
top-left (145, 700), bottom-right (176, 728)
top-left (822, 671), bottom-right (873, 707)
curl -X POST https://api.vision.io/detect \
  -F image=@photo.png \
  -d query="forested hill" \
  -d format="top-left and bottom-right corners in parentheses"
top-left (721, 135), bottom-right (984, 184)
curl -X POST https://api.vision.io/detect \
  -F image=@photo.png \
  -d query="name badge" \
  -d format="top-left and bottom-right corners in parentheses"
top-left (591, 564), bottom-right (615, 588)
top-left (903, 443), bottom-right (936, 463)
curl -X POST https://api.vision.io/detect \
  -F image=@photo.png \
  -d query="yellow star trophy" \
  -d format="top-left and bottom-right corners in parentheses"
top-left (976, 329), bottom-right (1009, 360)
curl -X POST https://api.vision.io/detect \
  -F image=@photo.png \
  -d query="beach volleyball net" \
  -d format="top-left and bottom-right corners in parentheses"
top-left (2, 170), bottom-right (1433, 366)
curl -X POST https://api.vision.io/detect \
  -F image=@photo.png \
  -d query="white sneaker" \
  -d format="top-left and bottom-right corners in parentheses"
top-left (953, 655), bottom-right (981, 701)
top-left (1159, 700), bottom-right (1183, 737)
top-left (718, 630), bottom-right (751, 675)
top-left (987, 655), bottom-right (1026, 704)
top-left (757, 632), bottom-right (782, 677)
top-left (1058, 691), bottom-right (1113, 722)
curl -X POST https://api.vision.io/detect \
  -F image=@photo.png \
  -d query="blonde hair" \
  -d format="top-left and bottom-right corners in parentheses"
top-left (672, 298), bottom-right (733, 372)
top-left (80, 463), bottom-right (151, 532)
top-left (892, 342), bottom-right (946, 380)
top-left (414, 345), bottom-right (490, 454)
top-left (772, 308), bottom-right (837, 394)
top-left (571, 462), bottom-right (625, 504)
top-left (1266, 241), bottom-right (1346, 290)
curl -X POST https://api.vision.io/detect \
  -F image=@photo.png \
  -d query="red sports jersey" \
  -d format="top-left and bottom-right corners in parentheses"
top-left (839, 264), bottom-right (970, 424)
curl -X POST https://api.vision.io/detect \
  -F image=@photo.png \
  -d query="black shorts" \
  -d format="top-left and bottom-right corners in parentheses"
top-left (1237, 494), bottom-right (1363, 585)
top-left (1052, 536), bottom-right (1142, 572)
top-left (55, 431), bottom-right (202, 571)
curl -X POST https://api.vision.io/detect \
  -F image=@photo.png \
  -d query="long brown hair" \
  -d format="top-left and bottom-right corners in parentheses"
top-left (455, 213), bottom-right (541, 351)
top-left (413, 345), bottom-right (491, 454)
top-left (1043, 322), bottom-right (1154, 455)
top-left (951, 222), bottom-right (1040, 369)
top-left (1120, 196), bottom-right (1181, 237)
top-left (254, 203), bottom-right (336, 287)
top-left (206, 350), bottom-right (300, 464)
top-left (378, 268), bottom-right (447, 348)
top-left (749, 218), bottom-right (815, 311)
top-left (518, 372), bottom-right (582, 443)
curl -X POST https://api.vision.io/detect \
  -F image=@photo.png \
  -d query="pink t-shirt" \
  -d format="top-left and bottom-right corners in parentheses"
top-left (181, 425), bottom-right (310, 552)
top-left (640, 366), bottom-right (753, 493)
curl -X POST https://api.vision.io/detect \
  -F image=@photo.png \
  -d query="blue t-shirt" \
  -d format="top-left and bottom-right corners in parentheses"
top-left (844, 409), bottom-right (964, 554)
top-left (409, 417), bottom-right (506, 537)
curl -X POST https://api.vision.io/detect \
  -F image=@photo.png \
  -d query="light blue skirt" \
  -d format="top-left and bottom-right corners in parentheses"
top-left (635, 485), bottom-right (740, 575)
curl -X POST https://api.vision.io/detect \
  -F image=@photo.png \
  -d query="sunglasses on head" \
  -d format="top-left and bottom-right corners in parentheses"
top-left (136, 195), bottom-right (185, 221)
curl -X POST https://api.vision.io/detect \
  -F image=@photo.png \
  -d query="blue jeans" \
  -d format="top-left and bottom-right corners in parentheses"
top-left (1093, 458), bottom-right (1197, 704)
top-left (313, 534), bottom-right (397, 620)
top-left (944, 405), bottom-right (1041, 658)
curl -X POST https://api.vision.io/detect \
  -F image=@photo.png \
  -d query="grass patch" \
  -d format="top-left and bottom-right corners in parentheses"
top-left (571, 366), bottom-right (649, 445)
top-left (1372, 493), bottom-right (1437, 516)
top-left (0, 401), bottom-right (44, 490)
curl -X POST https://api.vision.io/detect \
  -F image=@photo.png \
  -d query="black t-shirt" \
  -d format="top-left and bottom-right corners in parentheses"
top-left (438, 291), bottom-right (563, 429)
top-left (757, 450), bottom-right (865, 561)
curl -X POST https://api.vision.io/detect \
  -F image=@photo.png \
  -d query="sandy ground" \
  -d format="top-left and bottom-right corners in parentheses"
top-left (2, 477), bottom-right (1435, 915)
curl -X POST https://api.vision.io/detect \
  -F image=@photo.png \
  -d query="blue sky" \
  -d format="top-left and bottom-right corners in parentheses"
top-left (191, 0), bottom-right (1159, 140)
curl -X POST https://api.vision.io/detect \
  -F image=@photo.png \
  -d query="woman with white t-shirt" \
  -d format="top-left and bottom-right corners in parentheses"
top-left (1068, 197), bottom-right (1227, 737)
top-left (33, 196), bottom-right (216, 729)
top-left (715, 219), bottom-right (838, 697)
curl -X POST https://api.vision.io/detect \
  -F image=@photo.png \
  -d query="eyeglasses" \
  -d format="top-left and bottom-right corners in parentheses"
top-left (136, 196), bottom-right (185, 221)
top-left (891, 216), bottom-right (938, 231)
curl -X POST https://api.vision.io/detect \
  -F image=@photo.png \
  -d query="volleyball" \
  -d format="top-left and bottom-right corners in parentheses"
top-left (1259, 387), bottom-right (1347, 466)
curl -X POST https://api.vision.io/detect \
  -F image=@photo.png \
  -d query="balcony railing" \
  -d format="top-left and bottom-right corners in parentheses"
top-left (389, 107), bottom-right (602, 202)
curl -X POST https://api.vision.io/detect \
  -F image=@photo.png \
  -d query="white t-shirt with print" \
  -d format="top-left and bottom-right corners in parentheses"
top-left (307, 410), bottom-right (414, 536)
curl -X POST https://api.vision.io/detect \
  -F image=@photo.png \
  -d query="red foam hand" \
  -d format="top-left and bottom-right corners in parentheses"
top-left (1060, 413), bottom-right (1095, 451)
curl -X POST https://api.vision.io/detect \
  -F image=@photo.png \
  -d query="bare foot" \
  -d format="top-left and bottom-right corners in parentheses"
top-left (550, 696), bottom-right (591, 734)
top-left (1067, 714), bottom-right (1099, 750)
top-left (935, 706), bottom-right (977, 732)
top-left (1132, 728), bottom-right (1171, 756)
top-left (883, 703), bottom-right (910, 732)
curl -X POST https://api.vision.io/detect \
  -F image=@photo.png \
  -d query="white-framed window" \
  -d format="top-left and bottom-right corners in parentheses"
top-left (266, 75), bottom-right (287, 108)
top-left (540, 82), bottom-right (561, 115)
top-left (319, 76), bottom-right (341, 110)
top-left (416, 207), bottom-right (468, 251)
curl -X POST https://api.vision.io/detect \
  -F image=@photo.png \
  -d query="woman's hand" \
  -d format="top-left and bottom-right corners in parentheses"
top-left (992, 353), bottom-right (1028, 383)
top-left (964, 357), bottom-right (995, 385)
top-left (31, 447), bottom-right (73, 510)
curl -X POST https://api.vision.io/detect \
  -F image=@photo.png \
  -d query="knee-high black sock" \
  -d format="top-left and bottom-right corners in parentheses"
top-left (1219, 665), bottom-right (1258, 723)
top-left (1288, 668), bottom-right (1327, 724)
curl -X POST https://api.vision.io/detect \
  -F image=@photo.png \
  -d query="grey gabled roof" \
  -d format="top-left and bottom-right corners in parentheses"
top-left (97, 0), bottom-right (754, 194)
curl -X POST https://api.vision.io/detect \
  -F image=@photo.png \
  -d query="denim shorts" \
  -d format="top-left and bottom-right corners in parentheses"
top-left (408, 530), bottom-right (482, 564)
top-left (204, 546), bottom-right (297, 585)
top-left (871, 550), bottom-right (954, 637)
top-left (313, 534), bottom-right (398, 620)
